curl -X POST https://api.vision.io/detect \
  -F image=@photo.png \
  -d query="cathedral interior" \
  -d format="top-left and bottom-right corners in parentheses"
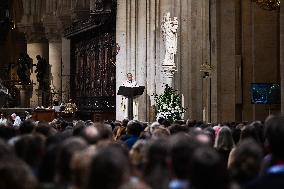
top-left (0, 0), bottom-right (283, 123)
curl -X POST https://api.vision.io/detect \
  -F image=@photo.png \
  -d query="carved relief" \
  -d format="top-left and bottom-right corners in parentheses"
top-left (73, 32), bottom-right (116, 111)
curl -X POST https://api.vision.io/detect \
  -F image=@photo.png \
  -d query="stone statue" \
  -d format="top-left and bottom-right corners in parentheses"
top-left (17, 53), bottom-right (33, 85)
top-left (161, 12), bottom-right (179, 81)
top-left (35, 55), bottom-right (49, 90)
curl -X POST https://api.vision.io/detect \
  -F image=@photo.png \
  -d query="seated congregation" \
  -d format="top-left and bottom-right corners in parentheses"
top-left (0, 114), bottom-right (283, 189)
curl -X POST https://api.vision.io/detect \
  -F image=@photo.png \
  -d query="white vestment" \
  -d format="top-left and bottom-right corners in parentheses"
top-left (121, 80), bottom-right (139, 120)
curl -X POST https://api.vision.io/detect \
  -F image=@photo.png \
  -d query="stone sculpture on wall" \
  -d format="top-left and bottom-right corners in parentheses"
top-left (17, 53), bottom-right (33, 85)
top-left (161, 12), bottom-right (178, 86)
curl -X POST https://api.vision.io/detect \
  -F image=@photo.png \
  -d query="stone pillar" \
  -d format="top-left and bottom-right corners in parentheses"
top-left (61, 37), bottom-right (71, 103)
top-left (210, 0), bottom-right (236, 122)
top-left (43, 0), bottom-right (73, 104)
top-left (281, 4), bottom-right (284, 113)
top-left (15, 85), bottom-right (32, 107)
top-left (48, 41), bottom-right (62, 100)
top-left (116, 0), bottom-right (127, 121)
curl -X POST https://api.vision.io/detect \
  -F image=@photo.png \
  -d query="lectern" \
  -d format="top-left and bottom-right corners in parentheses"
top-left (117, 86), bottom-right (145, 120)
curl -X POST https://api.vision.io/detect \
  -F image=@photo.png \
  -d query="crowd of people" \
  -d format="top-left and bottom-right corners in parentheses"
top-left (0, 111), bottom-right (283, 189)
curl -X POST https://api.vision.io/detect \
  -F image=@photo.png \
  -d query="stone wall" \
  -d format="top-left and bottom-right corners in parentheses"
top-left (116, 0), bottom-right (210, 121)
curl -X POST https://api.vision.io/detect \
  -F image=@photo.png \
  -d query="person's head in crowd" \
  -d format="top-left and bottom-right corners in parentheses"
top-left (85, 120), bottom-right (95, 127)
top-left (145, 122), bottom-right (160, 134)
top-left (86, 145), bottom-right (129, 189)
top-left (168, 124), bottom-right (189, 135)
top-left (203, 127), bottom-right (215, 145)
top-left (0, 138), bottom-right (14, 159)
top-left (214, 126), bottom-right (235, 166)
top-left (157, 117), bottom-right (165, 125)
top-left (71, 146), bottom-right (96, 189)
top-left (59, 120), bottom-right (69, 131)
top-left (173, 120), bottom-right (186, 125)
top-left (0, 112), bottom-right (5, 119)
top-left (143, 138), bottom-right (170, 189)
top-left (161, 119), bottom-right (171, 128)
top-left (152, 127), bottom-right (170, 139)
top-left (214, 126), bottom-right (235, 152)
top-left (19, 120), bottom-right (35, 135)
top-left (122, 119), bottom-right (129, 127)
top-left (129, 139), bottom-right (147, 177)
top-left (139, 131), bottom-right (152, 140)
top-left (240, 125), bottom-right (261, 144)
top-left (186, 119), bottom-right (196, 128)
top-left (55, 137), bottom-right (87, 186)
top-left (195, 121), bottom-right (204, 127)
top-left (126, 120), bottom-right (143, 136)
top-left (231, 127), bottom-right (241, 145)
top-left (94, 123), bottom-right (113, 142)
top-left (73, 120), bottom-right (86, 136)
top-left (37, 133), bottom-right (65, 184)
top-left (0, 126), bottom-right (16, 141)
top-left (229, 139), bottom-right (263, 186)
top-left (80, 126), bottom-right (99, 144)
top-left (10, 113), bottom-right (17, 121)
top-left (141, 122), bottom-right (149, 131)
top-left (24, 110), bottom-right (32, 120)
top-left (35, 122), bottom-right (57, 137)
top-left (124, 121), bottom-right (143, 149)
top-left (170, 133), bottom-right (199, 181)
top-left (190, 147), bottom-right (229, 189)
top-left (195, 131), bottom-right (212, 146)
top-left (14, 134), bottom-right (46, 171)
top-left (250, 121), bottom-right (264, 144)
top-left (0, 112), bottom-right (7, 126)
top-left (0, 158), bottom-right (38, 189)
top-left (264, 114), bottom-right (284, 161)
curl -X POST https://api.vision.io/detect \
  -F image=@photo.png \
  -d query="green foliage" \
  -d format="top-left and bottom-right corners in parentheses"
top-left (154, 85), bottom-right (186, 123)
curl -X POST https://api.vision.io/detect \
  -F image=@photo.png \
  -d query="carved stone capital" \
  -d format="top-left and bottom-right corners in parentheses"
top-left (17, 23), bottom-right (47, 43)
top-left (42, 15), bottom-right (63, 42)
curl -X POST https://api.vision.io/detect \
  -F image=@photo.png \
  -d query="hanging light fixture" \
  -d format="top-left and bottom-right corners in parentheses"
top-left (252, 0), bottom-right (280, 11)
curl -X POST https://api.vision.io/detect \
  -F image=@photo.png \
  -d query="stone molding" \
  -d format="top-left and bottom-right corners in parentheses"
top-left (17, 23), bottom-right (47, 43)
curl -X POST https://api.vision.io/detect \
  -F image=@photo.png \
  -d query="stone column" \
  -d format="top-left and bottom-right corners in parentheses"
top-left (48, 40), bottom-right (62, 100)
top-left (281, 4), bottom-right (284, 113)
top-left (43, 0), bottom-right (72, 104)
top-left (210, 0), bottom-right (236, 122)
top-left (116, 0), bottom-right (128, 121)
top-left (61, 37), bottom-right (71, 103)
top-left (15, 84), bottom-right (32, 107)
top-left (43, 19), bottom-right (63, 103)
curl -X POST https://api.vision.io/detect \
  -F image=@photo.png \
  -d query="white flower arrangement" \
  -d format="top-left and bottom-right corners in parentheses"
top-left (154, 85), bottom-right (186, 123)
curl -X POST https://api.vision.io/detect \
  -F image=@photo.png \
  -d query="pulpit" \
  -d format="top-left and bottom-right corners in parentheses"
top-left (117, 86), bottom-right (145, 120)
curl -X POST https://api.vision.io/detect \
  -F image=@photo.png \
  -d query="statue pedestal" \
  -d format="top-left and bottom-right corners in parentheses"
top-left (15, 84), bottom-right (32, 107)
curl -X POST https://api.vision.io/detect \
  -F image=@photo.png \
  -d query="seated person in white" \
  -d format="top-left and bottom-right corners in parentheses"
top-left (11, 113), bottom-right (22, 127)
top-left (0, 113), bottom-right (7, 126)
top-left (122, 73), bottom-right (138, 87)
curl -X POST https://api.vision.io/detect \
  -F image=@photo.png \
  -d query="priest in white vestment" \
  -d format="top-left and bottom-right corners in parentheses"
top-left (121, 73), bottom-right (139, 120)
